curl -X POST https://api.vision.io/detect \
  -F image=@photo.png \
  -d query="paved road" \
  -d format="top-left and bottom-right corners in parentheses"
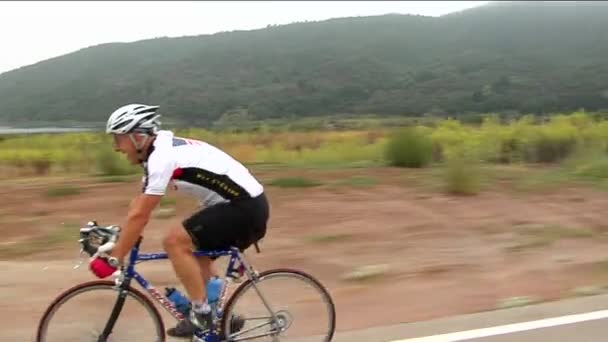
top-left (466, 319), bottom-right (608, 342)
top-left (327, 293), bottom-right (608, 342)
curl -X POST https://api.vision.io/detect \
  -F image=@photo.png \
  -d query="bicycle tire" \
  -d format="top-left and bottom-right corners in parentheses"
top-left (36, 280), bottom-right (166, 342)
top-left (220, 268), bottom-right (336, 341)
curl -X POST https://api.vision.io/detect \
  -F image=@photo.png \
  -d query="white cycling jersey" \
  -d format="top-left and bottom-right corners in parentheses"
top-left (141, 130), bottom-right (264, 207)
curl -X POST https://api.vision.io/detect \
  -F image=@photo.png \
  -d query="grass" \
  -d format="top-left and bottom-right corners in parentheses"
top-left (0, 223), bottom-right (79, 258)
top-left (154, 207), bottom-right (176, 219)
top-left (252, 160), bottom-right (385, 172)
top-left (511, 170), bottom-right (570, 193)
top-left (404, 163), bottom-right (490, 195)
top-left (334, 176), bottom-right (378, 187)
top-left (570, 286), bottom-right (607, 297)
top-left (496, 296), bottom-right (540, 309)
top-left (593, 259), bottom-right (608, 277)
top-left (506, 224), bottom-right (595, 252)
top-left (268, 177), bottom-right (324, 188)
top-left (97, 175), bottom-right (137, 183)
top-left (160, 196), bottom-right (177, 207)
top-left (305, 233), bottom-right (353, 244)
top-left (505, 239), bottom-right (554, 252)
top-left (475, 224), bottom-right (505, 236)
top-left (340, 264), bottom-right (390, 283)
top-left (509, 150), bottom-right (608, 193)
top-left (45, 185), bottom-right (82, 197)
top-left (155, 197), bottom-right (178, 219)
top-left (5, 111), bottom-right (608, 200)
top-left (33, 210), bottom-right (50, 217)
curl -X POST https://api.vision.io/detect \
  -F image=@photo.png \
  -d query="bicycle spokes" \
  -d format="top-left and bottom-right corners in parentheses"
top-left (222, 270), bottom-right (335, 341)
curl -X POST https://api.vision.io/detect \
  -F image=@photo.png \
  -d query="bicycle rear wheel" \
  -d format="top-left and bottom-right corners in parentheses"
top-left (221, 268), bottom-right (336, 341)
top-left (36, 280), bottom-right (165, 342)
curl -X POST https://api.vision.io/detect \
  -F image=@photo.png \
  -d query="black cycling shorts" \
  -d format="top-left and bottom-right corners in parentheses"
top-left (182, 193), bottom-right (269, 255)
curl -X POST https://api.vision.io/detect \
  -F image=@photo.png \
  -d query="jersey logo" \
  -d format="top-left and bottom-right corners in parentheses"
top-left (172, 137), bottom-right (203, 146)
top-left (172, 138), bottom-right (187, 147)
top-left (171, 167), bottom-right (246, 199)
top-left (194, 172), bottom-right (241, 197)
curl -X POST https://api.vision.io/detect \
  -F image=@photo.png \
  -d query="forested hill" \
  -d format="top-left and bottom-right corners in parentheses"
top-left (1, 1), bottom-right (608, 126)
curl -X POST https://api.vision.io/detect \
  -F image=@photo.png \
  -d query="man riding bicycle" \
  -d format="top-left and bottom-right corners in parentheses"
top-left (88, 104), bottom-right (269, 338)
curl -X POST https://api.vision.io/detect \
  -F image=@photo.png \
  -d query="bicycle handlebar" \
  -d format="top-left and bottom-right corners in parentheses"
top-left (78, 220), bottom-right (121, 257)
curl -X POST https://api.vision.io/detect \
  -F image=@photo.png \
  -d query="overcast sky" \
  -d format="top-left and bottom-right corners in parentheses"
top-left (0, 1), bottom-right (489, 74)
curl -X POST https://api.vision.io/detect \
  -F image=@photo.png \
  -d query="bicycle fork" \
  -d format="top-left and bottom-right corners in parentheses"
top-left (97, 283), bottom-right (131, 341)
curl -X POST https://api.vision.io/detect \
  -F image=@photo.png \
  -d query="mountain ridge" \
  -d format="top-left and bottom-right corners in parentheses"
top-left (1, 2), bottom-right (608, 125)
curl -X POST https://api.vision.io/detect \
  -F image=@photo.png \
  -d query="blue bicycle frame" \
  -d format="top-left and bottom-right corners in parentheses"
top-left (103, 236), bottom-right (253, 342)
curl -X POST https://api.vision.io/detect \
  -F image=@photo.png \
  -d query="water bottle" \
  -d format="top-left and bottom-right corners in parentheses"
top-left (165, 287), bottom-right (191, 315)
top-left (207, 276), bottom-right (224, 309)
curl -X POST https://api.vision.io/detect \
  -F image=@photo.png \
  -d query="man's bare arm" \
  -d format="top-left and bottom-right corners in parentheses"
top-left (110, 194), bottom-right (162, 261)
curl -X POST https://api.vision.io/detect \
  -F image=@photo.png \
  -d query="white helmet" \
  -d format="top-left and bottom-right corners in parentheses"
top-left (106, 104), bottom-right (161, 135)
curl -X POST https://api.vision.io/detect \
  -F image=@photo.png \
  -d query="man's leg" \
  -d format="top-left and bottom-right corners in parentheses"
top-left (198, 256), bottom-right (219, 281)
top-left (164, 224), bottom-right (219, 337)
top-left (163, 224), bottom-right (208, 307)
top-left (165, 199), bottom-right (263, 337)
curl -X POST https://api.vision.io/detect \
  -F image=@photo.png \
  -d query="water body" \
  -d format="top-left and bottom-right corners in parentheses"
top-left (0, 127), bottom-right (96, 135)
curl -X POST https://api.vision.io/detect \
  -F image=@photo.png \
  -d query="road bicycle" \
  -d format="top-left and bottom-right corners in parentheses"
top-left (36, 221), bottom-right (336, 341)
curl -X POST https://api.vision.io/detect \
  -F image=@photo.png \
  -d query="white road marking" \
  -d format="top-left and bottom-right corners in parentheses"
top-left (389, 309), bottom-right (608, 342)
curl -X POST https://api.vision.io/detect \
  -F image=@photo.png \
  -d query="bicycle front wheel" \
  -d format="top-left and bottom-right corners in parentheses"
top-left (221, 268), bottom-right (336, 341)
top-left (36, 280), bottom-right (166, 342)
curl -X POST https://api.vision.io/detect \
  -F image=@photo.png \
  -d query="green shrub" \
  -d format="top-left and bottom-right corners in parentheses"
top-left (528, 131), bottom-right (578, 163)
top-left (385, 127), bottom-right (433, 168)
top-left (95, 146), bottom-right (138, 176)
top-left (523, 115), bottom-right (580, 163)
top-left (478, 116), bottom-right (526, 164)
top-left (443, 150), bottom-right (481, 195)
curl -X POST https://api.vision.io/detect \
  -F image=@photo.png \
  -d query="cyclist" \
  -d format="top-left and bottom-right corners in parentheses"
top-left (88, 104), bottom-right (269, 338)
